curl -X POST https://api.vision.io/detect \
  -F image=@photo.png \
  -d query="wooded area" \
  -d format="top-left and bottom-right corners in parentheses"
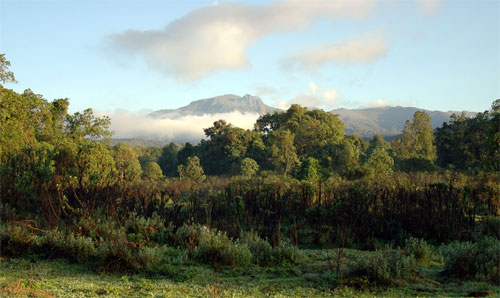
top-left (1, 54), bottom-right (498, 297)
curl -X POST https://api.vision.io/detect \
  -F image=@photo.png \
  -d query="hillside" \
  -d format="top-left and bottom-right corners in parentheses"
top-left (149, 94), bottom-right (279, 119)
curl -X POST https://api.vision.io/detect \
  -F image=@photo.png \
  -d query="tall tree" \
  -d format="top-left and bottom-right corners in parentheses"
top-left (394, 111), bottom-right (436, 162)
top-left (178, 156), bottom-right (206, 183)
top-left (269, 130), bottom-right (299, 176)
top-left (0, 54), bottom-right (16, 84)
top-left (157, 143), bottom-right (179, 177)
top-left (112, 143), bottom-right (142, 183)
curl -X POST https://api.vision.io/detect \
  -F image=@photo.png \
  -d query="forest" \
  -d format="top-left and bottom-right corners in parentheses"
top-left (1, 54), bottom-right (499, 297)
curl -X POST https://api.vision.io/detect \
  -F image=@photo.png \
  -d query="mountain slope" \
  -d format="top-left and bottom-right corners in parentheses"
top-left (330, 106), bottom-right (475, 138)
top-left (149, 94), bottom-right (279, 119)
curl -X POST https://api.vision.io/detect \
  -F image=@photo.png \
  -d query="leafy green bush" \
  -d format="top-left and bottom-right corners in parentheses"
top-left (0, 224), bottom-right (35, 257)
top-left (271, 240), bottom-right (305, 265)
top-left (441, 237), bottom-right (500, 283)
top-left (38, 230), bottom-right (96, 262)
top-left (124, 212), bottom-right (170, 245)
top-left (192, 226), bottom-right (252, 268)
top-left (240, 231), bottom-right (273, 265)
top-left (404, 237), bottom-right (435, 264)
top-left (344, 250), bottom-right (416, 286)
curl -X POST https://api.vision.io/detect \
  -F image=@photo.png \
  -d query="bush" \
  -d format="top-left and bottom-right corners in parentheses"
top-left (271, 240), bottom-right (305, 265)
top-left (240, 231), bottom-right (273, 265)
top-left (441, 237), bottom-right (500, 283)
top-left (38, 230), bottom-right (96, 262)
top-left (404, 237), bottom-right (434, 264)
top-left (124, 212), bottom-right (169, 245)
top-left (344, 250), bottom-right (416, 286)
top-left (0, 224), bottom-right (35, 257)
top-left (192, 226), bottom-right (252, 268)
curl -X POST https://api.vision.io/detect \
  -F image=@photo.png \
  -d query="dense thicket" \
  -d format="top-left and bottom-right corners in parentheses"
top-left (1, 56), bottom-right (499, 260)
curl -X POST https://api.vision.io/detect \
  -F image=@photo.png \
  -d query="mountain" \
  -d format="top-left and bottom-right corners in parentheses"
top-left (144, 94), bottom-right (476, 142)
top-left (330, 106), bottom-right (475, 138)
top-left (149, 94), bottom-right (279, 119)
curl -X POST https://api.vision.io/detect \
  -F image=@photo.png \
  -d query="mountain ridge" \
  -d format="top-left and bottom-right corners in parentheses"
top-left (146, 94), bottom-right (476, 140)
top-left (149, 94), bottom-right (280, 119)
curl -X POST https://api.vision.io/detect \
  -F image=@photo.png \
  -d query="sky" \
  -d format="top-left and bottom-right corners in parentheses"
top-left (1, 0), bottom-right (499, 134)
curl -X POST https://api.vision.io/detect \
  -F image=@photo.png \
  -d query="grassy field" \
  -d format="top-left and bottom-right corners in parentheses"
top-left (1, 249), bottom-right (498, 298)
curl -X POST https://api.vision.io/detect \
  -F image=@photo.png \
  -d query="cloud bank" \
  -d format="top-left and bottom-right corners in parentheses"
top-left (276, 82), bottom-right (344, 110)
top-left (98, 110), bottom-right (261, 143)
top-left (108, 0), bottom-right (377, 79)
top-left (282, 34), bottom-right (387, 72)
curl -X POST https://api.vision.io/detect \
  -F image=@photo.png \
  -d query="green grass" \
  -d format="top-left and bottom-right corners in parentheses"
top-left (1, 249), bottom-right (498, 298)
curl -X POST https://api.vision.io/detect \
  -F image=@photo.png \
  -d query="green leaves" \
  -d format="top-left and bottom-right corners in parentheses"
top-left (178, 156), bottom-right (206, 183)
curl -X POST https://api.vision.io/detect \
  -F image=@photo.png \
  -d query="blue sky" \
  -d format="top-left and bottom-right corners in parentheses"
top-left (1, 0), bottom-right (499, 115)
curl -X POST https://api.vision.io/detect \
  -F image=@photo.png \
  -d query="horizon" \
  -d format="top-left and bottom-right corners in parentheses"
top-left (1, 0), bottom-right (498, 116)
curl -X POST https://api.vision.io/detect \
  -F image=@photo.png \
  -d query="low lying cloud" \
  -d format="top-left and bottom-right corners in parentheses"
top-left (361, 98), bottom-right (413, 108)
top-left (97, 110), bottom-right (261, 143)
top-left (276, 82), bottom-right (344, 110)
top-left (282, 34), bottom-right (387, 72)
top-left (107, 0), bottom-right (377, 79)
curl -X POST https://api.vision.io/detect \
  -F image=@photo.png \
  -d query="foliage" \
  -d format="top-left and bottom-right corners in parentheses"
top-left (404, 237), bottom-right (435, 265)
top-left (178, 156), bottom-right (206, 183)
top-left (192, 226), bottom-right (252, 268)
top-left (394, 111), bottom-right (436, 171)
top-left (142, 161), bottom-right (163, 181)
top-left (344, 250), bottom-right (417, 286)
top-left (0, 53), bottom-right (16, 84)
top-left (112, 143), bottom-right (143, 183)
top-left (240, 231), bottom-right (273, 265)
top-left (441, 237), bottom-right (500, 283)
top-left (240, 157), bottom-right (259, 177)
top-left (435, 101), bottom-right (500, 172)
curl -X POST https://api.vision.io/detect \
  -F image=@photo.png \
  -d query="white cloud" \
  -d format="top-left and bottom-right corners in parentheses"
top-left (361, 98), bottom-right (413, 108)
top-left (277, 82), bottom-right (344, 109)
top-left (108, 0), bottom-right (378, 79)
top-left (308, 82), bottom-right (318, 94)
top-left (283, 33), bottom-right (387, 72)
top-left (98, 110), bottom-right (260, 142)
top-left (415, 0), bottom-right (445, 14)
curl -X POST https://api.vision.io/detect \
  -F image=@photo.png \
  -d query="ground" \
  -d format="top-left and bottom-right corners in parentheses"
top-left (1, 249), bottom-right (498, 298)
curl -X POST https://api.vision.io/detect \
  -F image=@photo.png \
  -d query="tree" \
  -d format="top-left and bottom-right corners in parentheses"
top-left (0, 54), bottom-right (16, 85)
top-left (240, 157), bottom-right (259, 177)
top-left (157, 143), bottom-right (179, 177)
top-left (394, 111), bottom-right (436, 162)
top-left (112, 143), bottom-right (142, 183)
top-left (296, 157), bottom-right (320, 181)
top-left (178, 156), bottom-right (206, 183)
top-left (435, 100), bottom-right (500, 171)
top-left (269, 130), bottom-right (299, 176)
top-left (143, 161), bottom-right (163, 181)
top-left (365, 147), bottom-right (394, 176)
top-left (76, 142), bottom-right (117, 189)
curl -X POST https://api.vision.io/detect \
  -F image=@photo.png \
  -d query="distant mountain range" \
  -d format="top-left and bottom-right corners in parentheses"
top-left (145, 94), bottom-right (475, 140)
top-left (330, 106), bottom-right (476, 138)
top-left (149, 94), bottom-right (279, 119)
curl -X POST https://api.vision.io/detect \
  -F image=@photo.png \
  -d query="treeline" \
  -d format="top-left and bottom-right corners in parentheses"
top-left (0, 55), bottom-right (499, 251)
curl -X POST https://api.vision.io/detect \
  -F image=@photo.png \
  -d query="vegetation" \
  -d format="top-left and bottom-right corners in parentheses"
top-left (1, 54), bottom-right (499, 296)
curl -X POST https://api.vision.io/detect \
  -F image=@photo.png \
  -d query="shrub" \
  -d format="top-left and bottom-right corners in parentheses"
top-left (271, 240), bottom-right (305, 265)
top-left (38, 230), bottom-right (96, 262)
top-left (404, 237), bottom-right (435, 264)
top-left (240, 231), bottom-right (273, 265)
top-left (124, 212), bottom-right (169, 245)
top-left (344, 250), bottom-right (416, 286)
top-left (441, 237), bottom-right (500, 283)
top-left (0, 224), bottom-right (35, 257)
top-left (192, 226), bottom-right (252, 268)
